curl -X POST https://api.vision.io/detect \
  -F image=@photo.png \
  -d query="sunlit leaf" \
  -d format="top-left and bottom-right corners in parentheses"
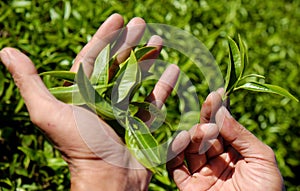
top-left (234, 82), bottom-right (299, 102)
top-left (90, 44), bottom-right (110, 85)
top-left (125, 115), bottom-right (161, 169)
top-left (39, 71), bottom-right (76, 83)
top-left (113, 51), bottom-right (141, 104)
top-left (76, 64), bottom-right (115, 119)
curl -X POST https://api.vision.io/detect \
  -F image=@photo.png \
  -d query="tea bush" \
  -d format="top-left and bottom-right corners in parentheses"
top-left (0, 0), bottom-right (299, 190)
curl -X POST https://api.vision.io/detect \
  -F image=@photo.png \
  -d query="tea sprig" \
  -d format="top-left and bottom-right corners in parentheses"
top-left (224, 35), bottom-right (298, 102)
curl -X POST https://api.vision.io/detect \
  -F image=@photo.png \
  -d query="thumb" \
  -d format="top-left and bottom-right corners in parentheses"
top-left (0, 48), bottom-right (62, 126)
top-left (215, 106), bottom-right (275, 160)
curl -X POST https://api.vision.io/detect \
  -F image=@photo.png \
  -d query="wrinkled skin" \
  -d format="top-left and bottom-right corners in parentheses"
top-left (167, 91), bottom-right (285, 191)
top-left (0, 14), bottom-right (183, 191)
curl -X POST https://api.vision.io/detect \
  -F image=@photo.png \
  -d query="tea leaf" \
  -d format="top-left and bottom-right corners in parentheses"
top-left (238, 35), bottom-right (248, 76)
top-left (90, 44), bottom-right (110, 85)
top-left (49, 84), bottom-right (113, 105)
top-left (39, 71), bottom-right (76, 82)
top-left (113, 51), bottom-right (141, 103)
top-left (228, 36), bottom-right (242, 78)
top-left (125, 115), bottom-right (161, 168)
top-left (234, 82), bottom-right (299, 102)
top-left (131, 101), bottom-right (166, 129)
top-left (135, 46), bottom-right (156, 61)
top-left (76, 64), bottom-right (115, 119)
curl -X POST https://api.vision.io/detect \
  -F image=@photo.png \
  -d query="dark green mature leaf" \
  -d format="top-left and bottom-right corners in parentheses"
top-left (76, 64), bottom-right (115, 119)
top-left (135, 46), bottom-right (156, 61)
top-left (90, 44), bottom-right (110, 85)
top-left (234, 82), bottom-right (299, 102)
top-left (131, 101), bottom-right (167, 129)
top-left (39, 71), bottom-right (76, 82)
top-left (125, 115), bottom-right (161, 169)
top-left (224, 37), bottom-right (239, 94)
top-left (228, 36), bottom-right (242, 78)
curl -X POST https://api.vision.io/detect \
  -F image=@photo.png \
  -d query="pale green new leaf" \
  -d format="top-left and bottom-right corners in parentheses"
top-left (49, 84), bottom-right (113, 105)
top-left (234, 82), bottom-right (299, 102)
top-left (125, 115), bottom-right (161, 169)
top-left (90, 44), bottom-right (110, 85)
top-left (76, 64), bottom-right (115, 120)
top-left (238, 35), bottom-right (248, 76)
top-left (114, 51), bottom-right (141, 103)
top-left (39, 71), bottom-right (76, 82)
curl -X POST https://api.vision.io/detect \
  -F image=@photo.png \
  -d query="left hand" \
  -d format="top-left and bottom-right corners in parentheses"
top-left (0, 14), bottom-right (179, 191)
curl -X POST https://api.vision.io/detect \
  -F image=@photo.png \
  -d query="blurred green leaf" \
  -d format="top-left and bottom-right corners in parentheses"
top-left (40, 71), bottom-right (76, 83)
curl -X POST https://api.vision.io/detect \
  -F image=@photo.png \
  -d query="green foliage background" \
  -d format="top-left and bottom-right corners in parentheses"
top-left (0, 0), bottom-right (299, 190)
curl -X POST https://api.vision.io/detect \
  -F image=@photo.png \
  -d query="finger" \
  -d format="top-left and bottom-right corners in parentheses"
top-left (0, 48), bottom-right (62, 127)
top-left (166, 131), bottom-right (191, 188)
top-left (109, 17), bottom-right (146, 80)
top-left (71, 13), bottom-right (124, 76)
top-left (215, 106), bottom-right (276, 161)
top-left (206, 136), bottom-right (224, 159)
top-left (196, 147), bottom-right (240, 189)
top-left (185, 123), bottom-right (219, 174)
top-left (200, 91), bottom-right (223, 124)
top-left (136, 64), bottom-right (180, 125)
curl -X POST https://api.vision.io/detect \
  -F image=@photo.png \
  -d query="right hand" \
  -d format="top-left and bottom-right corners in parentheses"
top-left (167, 91), bottom-right (285, 191)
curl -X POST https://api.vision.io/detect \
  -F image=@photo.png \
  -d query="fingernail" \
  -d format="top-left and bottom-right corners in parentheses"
top-left (0, 50), bottom-right (11, 68)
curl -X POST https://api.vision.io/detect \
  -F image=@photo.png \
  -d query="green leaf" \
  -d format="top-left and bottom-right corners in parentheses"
top-left (228, 36), bottom-right (242, 78)
top-left (90, 44), bottom-right (110, 85)
top-left (76, 64), bottom-right (115, 119)
top-left (134, 46), bottom-right (156, 61)
top-left (237, 73), bottom-right (266, 86)
top-left (113, 51), bottom-right (141, 104)
top-left (131, 101), bottom-right (166, 129)
top-left (234, 82), bottom-right (299, 102)
top-left (238, 35), bottom-right (248, 76)
top-left (125, 115), bottom-right (161, 169)
top-left (49, 84), bottom-right (112, 105)
top-left (39, 71), bottom-right (76, 83)
top-left (0, 70), bottom-right (5, 97)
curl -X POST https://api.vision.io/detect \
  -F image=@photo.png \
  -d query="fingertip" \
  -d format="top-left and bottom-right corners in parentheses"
top-left (107, 13), bottom-right (124, 25)
top-left (167, 130), bottom-right (190, 160)
top-left (127, 17), bottom-right (146, 26)
top-left (0, 47), bottom-right (36, 75)
top-left (147, 35), bottom-right (163, 47)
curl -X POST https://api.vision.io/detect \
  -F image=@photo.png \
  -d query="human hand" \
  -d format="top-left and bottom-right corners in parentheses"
top-left (0, 14), bottom-right (179, 191)
top-left (167, 90), bottom-right (284, 191)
